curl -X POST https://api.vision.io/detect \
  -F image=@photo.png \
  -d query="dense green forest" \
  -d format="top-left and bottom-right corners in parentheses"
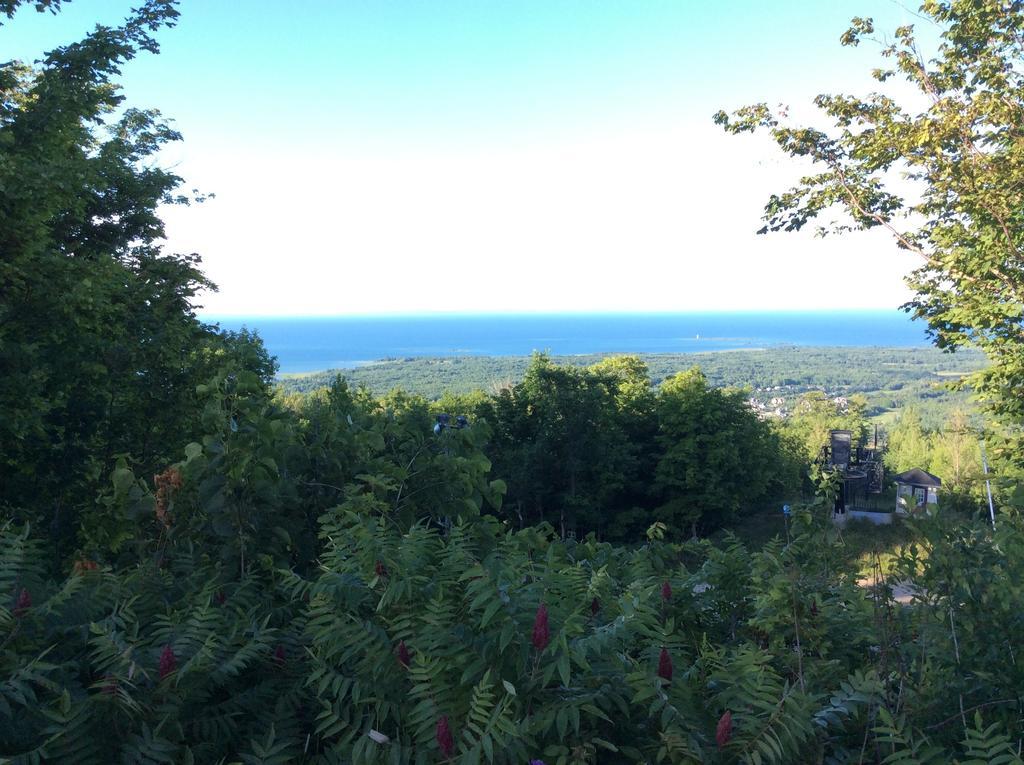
top-left (277, 345), bottom-right (986, 429)
top-left (4, 1), bottom-right (1024, 763)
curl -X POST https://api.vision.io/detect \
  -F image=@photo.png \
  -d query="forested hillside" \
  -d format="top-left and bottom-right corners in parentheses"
top-left (3, 1), bottom-right (1024, 763)
top-left (277, 345), bottom-right (986, 429)
top-left (279, 346), bottom-right (985, 397)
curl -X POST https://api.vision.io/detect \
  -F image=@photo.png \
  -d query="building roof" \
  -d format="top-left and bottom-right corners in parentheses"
top-left (894, 468), bottom-right (942, 487)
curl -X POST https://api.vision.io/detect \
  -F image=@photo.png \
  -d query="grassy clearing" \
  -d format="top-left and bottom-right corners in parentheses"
top-left (837, 518), bottom-right (916, 577)
top-left (871, 409), bottom-right (900, 427)
top-left (717, 506), bottom-right (916, 577)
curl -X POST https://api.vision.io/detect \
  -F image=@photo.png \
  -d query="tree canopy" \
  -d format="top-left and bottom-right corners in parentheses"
top-left (715, 0), bottom-right (1024, 486)
top-left (654, 369), bottom-right (782, 535)
top-left (0, 0), bottom-right (273, 548)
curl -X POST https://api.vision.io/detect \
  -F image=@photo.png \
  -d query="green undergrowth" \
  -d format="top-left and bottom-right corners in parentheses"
top-left (715, 507), bottom-right (918, 578)
top-left (3, 500), bottom-right (1023, 763)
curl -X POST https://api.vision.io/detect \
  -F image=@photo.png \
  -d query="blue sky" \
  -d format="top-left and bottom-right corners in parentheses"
top-left (3, 0), bottom-right (925, 315)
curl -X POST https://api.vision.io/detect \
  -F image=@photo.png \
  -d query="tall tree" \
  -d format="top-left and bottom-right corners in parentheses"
top-left (930, 408), bottom-right (985, 510)
top-left (587, 355), bottom-right (659, 527)
top-left (0, 1), bottom-right (273, 556)
top-left (715, 1), bottom-right (1024, 483)
top-left (885, 407), bottom-right (932, 474)
top-left (654, 368), bottom-right (781, 536)
top-left (483, 354), bottom-right (635, 536)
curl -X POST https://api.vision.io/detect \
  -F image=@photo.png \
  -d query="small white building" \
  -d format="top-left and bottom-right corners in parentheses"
top-left (895, 468), bottom-right (941, 514)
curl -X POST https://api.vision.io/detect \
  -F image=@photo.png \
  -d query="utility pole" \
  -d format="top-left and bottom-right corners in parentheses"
top-left (980, 440), bottom-right (996, 530)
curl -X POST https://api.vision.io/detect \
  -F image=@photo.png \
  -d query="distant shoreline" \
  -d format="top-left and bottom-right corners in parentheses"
top-left (275, 344), bottom-right (943, 379)
top-left (273, 347), bottom-right (987, 413)
top-left (277, 347), bottom-right (771, 378)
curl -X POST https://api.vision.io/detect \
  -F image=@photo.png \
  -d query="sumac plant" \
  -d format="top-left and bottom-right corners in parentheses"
top-left (6, 490), bottom-right (1021, 763)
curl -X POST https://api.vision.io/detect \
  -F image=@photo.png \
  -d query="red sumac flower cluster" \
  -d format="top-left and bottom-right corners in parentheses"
top-left (395, 640), bottom-right (411, 668)
top-left (13, 588), bottom-right (31, 617)
top-left (716, 710), bottom-right (733, 749)
top-left (436, 715), bottom-right (454, 758)
top-left (158, 645), bottom-right (177, 679)
top-left (532, 603), bottom-right (550, 650)
top-left (657, 647), bottom-right (673, 682)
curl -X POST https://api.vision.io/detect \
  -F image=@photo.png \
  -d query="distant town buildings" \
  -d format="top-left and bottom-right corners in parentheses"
top-left (744, 381), bottom-right (862, 421)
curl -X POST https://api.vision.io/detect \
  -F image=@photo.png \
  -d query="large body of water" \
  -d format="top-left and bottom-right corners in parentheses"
top-left (206, 311), bottom-right (930, 375)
